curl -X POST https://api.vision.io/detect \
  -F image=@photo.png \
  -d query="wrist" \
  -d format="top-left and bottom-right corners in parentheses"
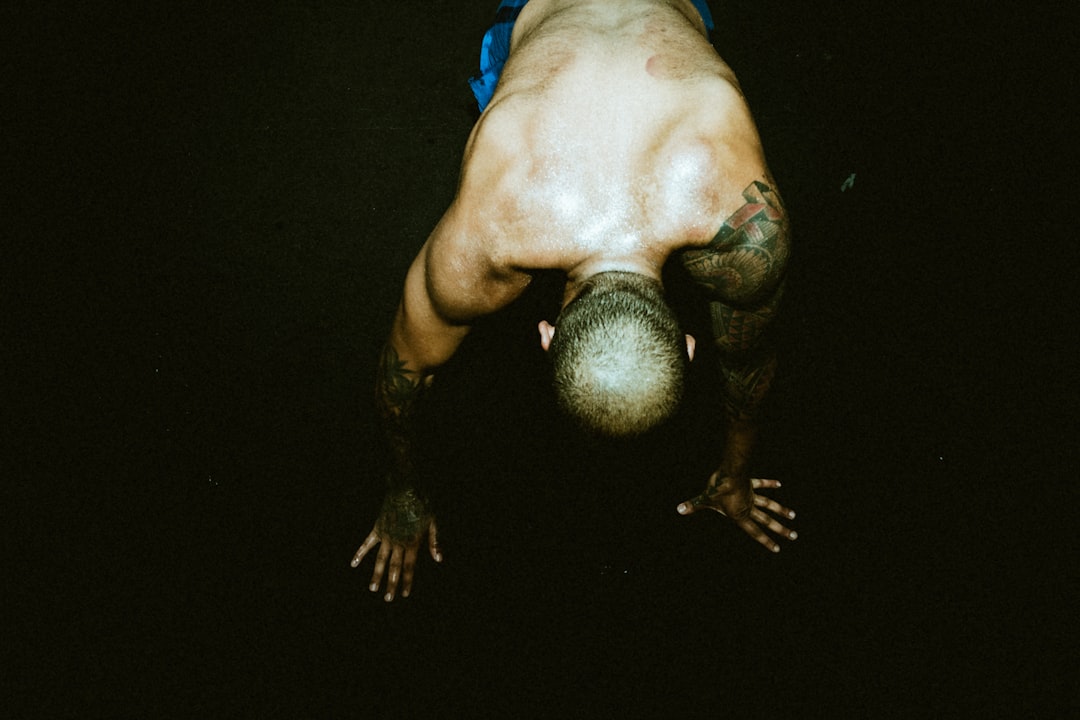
top-left (719, 417), bottom-right (757, 478)
top-left (386, 470), bottom-right (420, 497)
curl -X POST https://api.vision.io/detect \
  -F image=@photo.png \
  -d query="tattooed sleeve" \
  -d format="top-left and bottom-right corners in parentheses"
top-left (680, 180), bottom-right (789, 421)
top-left (376, 343), bottom-right (428, 491)
top-left (680, 180), bottom-right (789, 307)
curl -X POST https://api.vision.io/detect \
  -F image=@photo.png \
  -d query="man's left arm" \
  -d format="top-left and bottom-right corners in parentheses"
top-left (677, 179), bottom-right (797, 552)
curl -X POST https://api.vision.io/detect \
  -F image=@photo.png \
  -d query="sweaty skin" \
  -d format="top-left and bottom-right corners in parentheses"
top-left (352, 0), bottom-right (795, 601)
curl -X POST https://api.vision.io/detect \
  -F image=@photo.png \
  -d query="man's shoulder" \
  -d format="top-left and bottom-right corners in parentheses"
top-left (677, 177), bottom-right (790, 305)
top-left (454, 99), bottom-right (546, 233)
top-left (458, 99), bottom-right (530, 188)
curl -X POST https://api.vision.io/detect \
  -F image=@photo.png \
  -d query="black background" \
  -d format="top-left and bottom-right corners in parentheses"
top-left (5, 1), bottom-right (1075, 717)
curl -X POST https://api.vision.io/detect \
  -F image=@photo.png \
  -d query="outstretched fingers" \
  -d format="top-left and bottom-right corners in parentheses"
top-left (737, 517), bottom-right (782, 553)
top-left (400, 545), bottom-right (419, 598)
top-left (751, 508), bottom-right (798, 542)
top-left (370, 542), bottom-right (392, 596)
top-left (428, 518), bottom-right (442, 563)
top-left (750, 479), bottom-right (798, 544)
top-left (754, 494), bottom-right (796, 521)
top-left (351, 530), bottom-right (380, 569)
top-left (750, 477), bottom-right (782, 491)
top-left (383, 545), bottom-right (406, 602)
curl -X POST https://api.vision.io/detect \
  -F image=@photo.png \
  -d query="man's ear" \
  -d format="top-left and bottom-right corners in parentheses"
top-left (685, 334), bottom-right (696, 362)
top-left (538, 320), bottom-right (556, 351)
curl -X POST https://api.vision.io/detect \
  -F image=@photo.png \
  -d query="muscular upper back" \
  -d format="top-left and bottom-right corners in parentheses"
top-left (502, 0), bottom-right (723, 90)
top-left (446, 0), bottom-right (772, 294)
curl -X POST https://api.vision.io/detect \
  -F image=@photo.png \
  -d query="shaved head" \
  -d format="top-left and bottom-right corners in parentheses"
top-left (549, 272), bottom-right (687, 437)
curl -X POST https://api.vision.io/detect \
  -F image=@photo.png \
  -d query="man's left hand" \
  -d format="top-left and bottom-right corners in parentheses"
top-left (677, 474), bottom-right (797, 553)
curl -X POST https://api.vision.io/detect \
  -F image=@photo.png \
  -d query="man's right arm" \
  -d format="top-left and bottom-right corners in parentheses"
top-left (352, 202), bottom-right (531, 600)
top-left (378, 239), bottom-right (473, 481)
top-left (351, 238), bottom-right (472, 602)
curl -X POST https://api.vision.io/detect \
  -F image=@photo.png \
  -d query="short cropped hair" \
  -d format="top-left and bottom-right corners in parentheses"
top-left (549, 272), bottom-right (686, 437)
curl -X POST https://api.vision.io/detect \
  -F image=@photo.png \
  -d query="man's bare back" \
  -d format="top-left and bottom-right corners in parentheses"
top-left (353, 0), bottom-right (795, 601)
top-left (455, 0), bottom-right (773, 295)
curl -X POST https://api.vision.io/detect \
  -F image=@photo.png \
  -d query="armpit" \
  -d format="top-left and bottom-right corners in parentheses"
top-left (680, 180), bottom-right (790, 305)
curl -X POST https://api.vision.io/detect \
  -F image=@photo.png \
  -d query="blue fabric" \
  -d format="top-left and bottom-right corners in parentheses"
top-left (693, 0), bottom-right (715, 33)
top-left (468, 0), bottom-right (530, 112)
top-left (469, 0), bottom-right (715, 112)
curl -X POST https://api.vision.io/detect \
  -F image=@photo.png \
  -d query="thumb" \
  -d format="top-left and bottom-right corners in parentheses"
top-left (428, 518), bottom-right (442, 562)
top-left (676, 494), bottom-right (706, 516)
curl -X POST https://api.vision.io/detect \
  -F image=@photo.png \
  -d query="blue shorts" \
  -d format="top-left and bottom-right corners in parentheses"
top-left (468, 0), bottom-right (716, 112)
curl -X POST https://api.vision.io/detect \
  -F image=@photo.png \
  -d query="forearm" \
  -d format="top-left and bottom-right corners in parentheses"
top-left (375, 260), bottom-right (474, 496)
top-left (702, 277), bottom-right (781, 473)
top-left (718, 349), bottom-right (777, 424)
top-left (375, 340), bottom-right (430, 493)
top-left (356, 336), bottom-right (445, 601)
top-left (714, 345), bottom-right (777, 480)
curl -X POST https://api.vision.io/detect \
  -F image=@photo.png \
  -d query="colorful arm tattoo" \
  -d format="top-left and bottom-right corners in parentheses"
top-left (680, 180), bottom-right (790, 306)
top-left (716, 350), bottom-right (778, 423)
top-left (680, 180), bottom-right (789, 422)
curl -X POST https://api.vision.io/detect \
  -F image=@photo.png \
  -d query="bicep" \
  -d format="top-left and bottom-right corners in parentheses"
top-left (392, 243), bottom-right (472, 373)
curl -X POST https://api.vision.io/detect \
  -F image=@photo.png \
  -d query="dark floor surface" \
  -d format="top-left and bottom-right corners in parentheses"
top-left (5, 1), bottom-right (1076, 717)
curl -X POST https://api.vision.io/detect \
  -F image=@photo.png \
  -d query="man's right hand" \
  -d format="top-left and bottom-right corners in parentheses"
top-left (351, 488), bottom-right (441, 601)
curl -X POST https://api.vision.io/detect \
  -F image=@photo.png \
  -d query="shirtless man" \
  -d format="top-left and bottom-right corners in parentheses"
top-left (352, 0), bottom-right (796, 601)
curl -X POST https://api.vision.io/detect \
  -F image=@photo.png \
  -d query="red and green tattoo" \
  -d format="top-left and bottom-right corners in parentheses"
top-left (681, 179), bottom-right (789, 305)
top-left (681, 180), bottom-right (789, 423)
